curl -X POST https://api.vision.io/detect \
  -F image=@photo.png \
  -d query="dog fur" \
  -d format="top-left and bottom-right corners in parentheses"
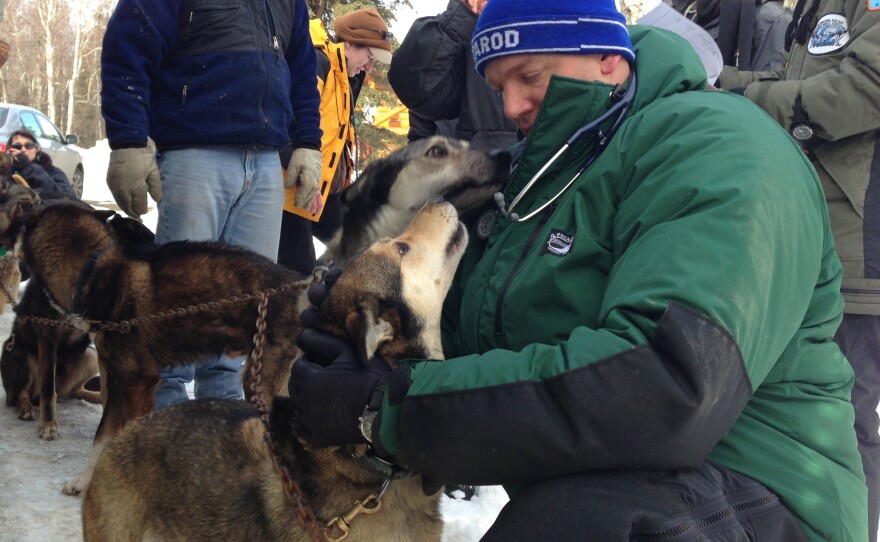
top-left (81, 201), bottom-right (468, 542)
top-left (0, 282), bottom-right (102, 437)
top-left (320, 135), bottom-right (509, 266)
top-left (0, 210), bottom-right (154, 439)
top-left (0, 185), bottom-right (311, 496)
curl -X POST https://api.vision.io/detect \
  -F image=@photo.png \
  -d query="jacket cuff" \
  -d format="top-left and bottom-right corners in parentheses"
top-left (372, 365), bottom-right (412, 458)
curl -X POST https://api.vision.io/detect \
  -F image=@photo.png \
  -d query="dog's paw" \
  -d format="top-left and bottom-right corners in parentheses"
top-left (39, 420), bottom-right (60, 440)
top-left (62, 478), bottom-right (84, 496)
top-left (16, 405), bottom-right (36, 421)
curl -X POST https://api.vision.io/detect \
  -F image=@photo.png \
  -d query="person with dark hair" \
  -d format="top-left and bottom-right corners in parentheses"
top-left (287, 0), bottom-right (867, 539)
top-left (6, 129), bottom-right (75, 200)
top-left (388, 0), bottom-right (517, 151)
top-left (718, 0), bottom-right (880, 537)
top-left (277, 7), bottom-right (393, 276)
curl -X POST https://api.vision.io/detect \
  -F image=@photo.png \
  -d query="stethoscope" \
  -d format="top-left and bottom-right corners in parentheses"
top-left (492, 69), bottom-right (638, 224)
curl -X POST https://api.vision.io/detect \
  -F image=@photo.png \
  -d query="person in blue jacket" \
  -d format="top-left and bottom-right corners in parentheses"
top-left (100, 0), bottom-right (322, 407)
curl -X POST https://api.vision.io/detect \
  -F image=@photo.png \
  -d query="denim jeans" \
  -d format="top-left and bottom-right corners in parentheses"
top-left (153, 145), bottom-right (284, 408)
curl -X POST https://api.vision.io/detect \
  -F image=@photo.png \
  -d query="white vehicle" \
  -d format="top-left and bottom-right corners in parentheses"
top-left (0, 102), bottom-right (84, 197)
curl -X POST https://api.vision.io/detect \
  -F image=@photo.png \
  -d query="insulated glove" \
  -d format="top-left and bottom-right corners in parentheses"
top-left (289, 328), bottom-right (391, 447)
top-left (106, 140), bottom-right (161, 219)
top-left (286, 147), bottom-right (322, 208)
top-left (11, 152), bottom-right (30, 169)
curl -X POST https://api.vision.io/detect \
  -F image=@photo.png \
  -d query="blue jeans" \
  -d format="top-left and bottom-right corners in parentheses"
top-left (153, 146), bottom-right (284, 408)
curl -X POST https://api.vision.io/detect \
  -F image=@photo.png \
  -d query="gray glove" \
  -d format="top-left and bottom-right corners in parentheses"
top-left (286, 147), bottom-right (322, 208)
top-left (106, 139), bottom-right (161, 219)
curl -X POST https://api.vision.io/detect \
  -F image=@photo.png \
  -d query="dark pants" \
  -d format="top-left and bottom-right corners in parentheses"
top-left (277, 193), bottom-right (344, 276)
top-left (482, 462), bottom-right (809, 541)
top-left (835, 313), bottom-right (880, 542)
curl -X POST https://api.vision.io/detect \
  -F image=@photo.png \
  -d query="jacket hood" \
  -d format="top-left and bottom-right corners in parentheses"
top-left (310, 18), bottom-right (331, 48)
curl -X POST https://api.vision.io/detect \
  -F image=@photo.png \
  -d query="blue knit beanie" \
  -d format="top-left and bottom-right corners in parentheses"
top-left (471, 1), bottom-right (635, 78)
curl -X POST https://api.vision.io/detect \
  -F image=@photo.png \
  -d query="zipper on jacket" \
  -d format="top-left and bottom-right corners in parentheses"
top-left (494, 206), bottom-right (555, 335)
top-left (265, 2), bottom-right (282, 64)
top-left (181, 57), bottom-right (198, 109)
top-left (629, 493), bottom-right (779, 540)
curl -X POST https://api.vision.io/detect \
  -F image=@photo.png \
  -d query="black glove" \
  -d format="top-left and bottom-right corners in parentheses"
top-left (298, 267), bottom-right (343, 329)
top-left (11, 152), bottom-right (30, 169)
top-left (289, 328), bottom-right (391, 447)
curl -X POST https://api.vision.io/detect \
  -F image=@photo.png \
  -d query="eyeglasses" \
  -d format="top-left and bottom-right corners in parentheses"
top-left (9, 142), bottom-right (36, 150)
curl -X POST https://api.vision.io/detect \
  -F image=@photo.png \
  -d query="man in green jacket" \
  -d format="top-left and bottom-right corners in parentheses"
top-left (719, 0), bottom-right (880, 537)
top-left (290, 0), bottom-right (867, 539)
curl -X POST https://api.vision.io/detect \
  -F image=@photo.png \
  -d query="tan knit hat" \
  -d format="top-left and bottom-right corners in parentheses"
top-left (333, 8), bottom-right (393, 64)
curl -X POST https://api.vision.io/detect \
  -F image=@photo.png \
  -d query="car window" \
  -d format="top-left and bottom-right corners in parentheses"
top-left (34, 112), bottom-right (64, 144)
top-left (0, 107), bottom-right (8, 126)
top-left (19, 111), bottom-right (41, 136)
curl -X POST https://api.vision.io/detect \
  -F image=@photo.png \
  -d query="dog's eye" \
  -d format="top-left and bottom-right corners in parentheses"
top-left (395, 242), bottom-right (409, 256)
top-left (426, 146), bottom-right (447, 158)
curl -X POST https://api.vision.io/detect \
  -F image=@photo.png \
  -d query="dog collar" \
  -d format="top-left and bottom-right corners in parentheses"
top-left (347, 445), bottom-right (412, 480)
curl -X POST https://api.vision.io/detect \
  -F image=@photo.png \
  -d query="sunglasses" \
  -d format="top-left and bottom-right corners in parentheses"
top-left (9, 142), bottom-right (36, 150)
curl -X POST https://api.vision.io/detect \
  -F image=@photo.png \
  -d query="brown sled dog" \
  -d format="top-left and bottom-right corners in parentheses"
top-left (0, 184), bottom-right (311, 496)
top-left (82, 201), bottom-right (468, 542)
top-left (0, 209), bottom-right (154, 439)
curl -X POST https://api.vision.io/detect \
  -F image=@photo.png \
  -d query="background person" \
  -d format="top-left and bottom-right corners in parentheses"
top-left (388, 0), bottom-right (517, 150)
top-left (718, 0), bottom-right (880, 537)
top-left (278, 7), bottom-right (392, 276)
top-left (289, 0), bottom-right (867, 539)
top-left (100, 0), bottom-right (322, 408)
top-left (6, 129), bottom-right (75, 200)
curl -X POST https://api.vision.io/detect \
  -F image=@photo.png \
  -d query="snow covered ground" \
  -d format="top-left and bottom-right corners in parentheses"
top-left (0, 142), bottom-right (508, 541)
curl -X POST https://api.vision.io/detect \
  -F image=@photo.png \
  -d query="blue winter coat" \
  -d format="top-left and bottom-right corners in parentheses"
top-left (101, 0), bottom-right (321, 150)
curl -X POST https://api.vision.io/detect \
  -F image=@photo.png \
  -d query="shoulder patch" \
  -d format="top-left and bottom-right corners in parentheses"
top-left (870, 0), bottom-right (880, 11)
top-left (541, 229), bottom-right (574, 257)
top-left (808, 14), bottom-right (850, 54)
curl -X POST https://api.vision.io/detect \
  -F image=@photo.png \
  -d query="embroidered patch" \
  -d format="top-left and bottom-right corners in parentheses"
top-left (541, 229), bottom-right (574, 257)
top-left (870, 0), bottom-right (880, 11)
top-left (808, 14), bottom-right (850, 54)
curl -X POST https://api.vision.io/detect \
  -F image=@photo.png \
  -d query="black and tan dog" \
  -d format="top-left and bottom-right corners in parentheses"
top-left (81, 201), bottom-right (468, 542)
top-left (0, 184), bottom-right (311, 496)
top-left (0, 282), bottom-right (102, 437)
top-left (0, 209), bottom-right (154, 440)
top-left (321, 134), bottom-right (509, 266)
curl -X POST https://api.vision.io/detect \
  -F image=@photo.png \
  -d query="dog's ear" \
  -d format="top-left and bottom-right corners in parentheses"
top-left (109, 214), bottom-right (156, 245)
top-left (92, 209), bottom-right (116, 223)
top-left (345, 301), bottom-right (400, 363)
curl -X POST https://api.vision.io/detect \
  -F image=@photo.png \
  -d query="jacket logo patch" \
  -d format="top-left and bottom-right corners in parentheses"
top-left (870, 0), bottom-right (880, 11)
top-left (808, 14), bottom-right (850, 54)
top-left (541, 229), bottom-right (574, 257)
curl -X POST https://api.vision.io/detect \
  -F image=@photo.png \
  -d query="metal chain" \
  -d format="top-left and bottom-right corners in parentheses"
top-left (246, 293), bottom-right (327, 542)
top-left (7, 278), bottom-right (306, 335)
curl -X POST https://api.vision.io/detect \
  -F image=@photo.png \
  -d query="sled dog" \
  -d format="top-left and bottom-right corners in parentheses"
top-left (321, 134), bottom-right (509, 266)
top-left (0, 184), bottom-right (311, 495)
top-left (0, 210), bottom-right (153, 439)
top-left (81, 201), bottom-right (467, 542)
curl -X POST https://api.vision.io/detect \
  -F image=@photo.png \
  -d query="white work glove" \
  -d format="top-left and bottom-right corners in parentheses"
top-left (106, 139), bottom-right (161, 219)
top-left (286, 147), bottom-right (322, 209)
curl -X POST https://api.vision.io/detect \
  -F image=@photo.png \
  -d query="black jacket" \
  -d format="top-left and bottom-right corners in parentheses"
top-left (388, 0), bottom-right (517, 150)
top-left (13, 153), bottom-right (75, 200)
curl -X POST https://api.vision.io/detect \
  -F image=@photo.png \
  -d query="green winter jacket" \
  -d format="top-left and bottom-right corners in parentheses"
top-left (719, 0), bottom-right (880, 314)
top-left (374, 26), bottom-right (866, 541)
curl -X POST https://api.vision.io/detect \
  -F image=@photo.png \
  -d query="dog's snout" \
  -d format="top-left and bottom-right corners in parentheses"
top-left (489, 149), bottom-right (512, 169)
